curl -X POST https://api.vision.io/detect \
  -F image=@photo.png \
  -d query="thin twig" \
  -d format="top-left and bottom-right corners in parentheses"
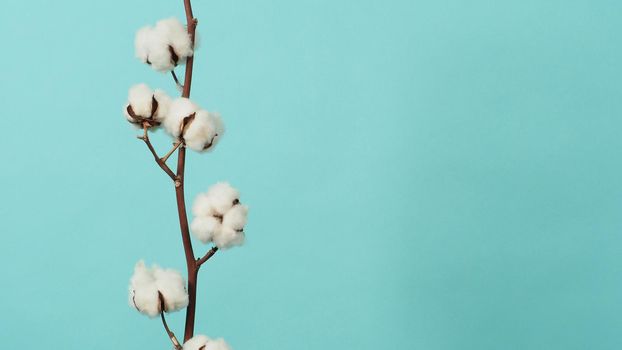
top-left (159, 293), bottom-right (183, 350)
top-left (161, 141), bottom-right (182, 163)
top-left (171, 70), bottom-right (184, 91)
top-left (139, 124), bottom-right (177, 180)
top-left (197, 247), bottom-right (219, 267)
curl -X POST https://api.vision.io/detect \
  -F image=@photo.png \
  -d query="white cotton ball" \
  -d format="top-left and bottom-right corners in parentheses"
top-left (184, 111), bottom-right (224, 152)
top-left (212, 226), bottom-right (245, 249)
top-left (206, 182), bottom-right (240, 214)
top-left (155, 18), bottom-right (193, 62)
top-left (153, 267), bottom-right (189, 312)
top-left (206, 338), bottom-right (233, 350)
top-left (153, 89), bottom-right (172, 122)
top-left (164, 98), bottom-right (201, 138)
top-left (183, 335), bottom-right (232, 350)
top-left (124, 84), bottom-right (172, 126)
top-left (135, 26), bottom-right (153, 64)
top-left (192, 193), bottom-right (214, 217)
top-left (183, 335), bottom-right (210, 350)
top-left (128, 261), bottom-right (188, 317)
top-left (134, 18), bottom-right (194, 73)
top-left (128, 261), bottom-right (160, 317)
top-left (190, 216), bottom-right (220, 243)
top-left (223, 204), bottom-right (248, 232)
top-left (124, 83), bottom-right (154, 122)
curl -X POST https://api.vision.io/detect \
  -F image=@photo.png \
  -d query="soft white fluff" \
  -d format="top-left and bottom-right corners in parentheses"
top-left (123, 83), bottom-right (171, 125)
top-left (205, 182), bottom-right (240, 214)
top-left (190, 183), bottom-right (248, 249)
top-left (128, 261), bottom-right (188, 317)
top-left (134, 18), bottom-right (193, 72)
top-left (164, 98), bottom-right (200, 137)
top-left (184, 111), bottom-right (225, 152)
top-left (183, 335), bottom-right (232, 350)
top-left (164, 98), bottom-right (225, 151)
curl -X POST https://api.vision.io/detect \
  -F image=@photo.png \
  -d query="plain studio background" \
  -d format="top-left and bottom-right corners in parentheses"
top-left (0, 0), bottom-right (621, 349)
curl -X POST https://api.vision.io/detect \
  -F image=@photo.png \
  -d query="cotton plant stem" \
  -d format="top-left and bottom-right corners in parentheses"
top-left (174, 0), bottom-right (218, 342)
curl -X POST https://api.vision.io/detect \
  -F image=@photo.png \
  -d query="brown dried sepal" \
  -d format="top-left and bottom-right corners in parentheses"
top-left (126, 96), bottom-right (161, 127)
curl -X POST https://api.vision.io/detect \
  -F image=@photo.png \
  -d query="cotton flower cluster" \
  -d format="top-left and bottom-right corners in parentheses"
top-left (135, 18), bottom-right (194, 72)
top-left (183, 335), bottom-right (232, 350)
top-left (191, 182), bottom-right (248, 249)
top-left (123, 88), bottom-right (224, 151)
top-left (124, 83), bottom-right (172, 127)
top-left (164, 98), bottom-right (224, 152)
top-left (128, 261), bottom-right (188, 317)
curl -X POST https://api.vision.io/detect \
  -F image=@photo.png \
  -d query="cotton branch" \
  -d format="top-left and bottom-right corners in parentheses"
top-left (197, 247), bottom-right (219, 267)
top-left (138, 123), bottom-right (177, 180)
top-left (171, 70), bottom-right (184, 91)
top-left (159, 293), bottom-right (183, 350)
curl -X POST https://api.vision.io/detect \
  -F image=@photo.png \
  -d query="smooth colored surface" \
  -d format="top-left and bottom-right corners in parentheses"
top-left (0, 1), bottom-right (621, 349)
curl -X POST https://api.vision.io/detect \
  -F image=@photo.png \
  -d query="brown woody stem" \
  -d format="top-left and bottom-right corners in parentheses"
top-left (140, 124), bottom-right (177, 180)
top-left (171, 70), bottom-right (184, 90)
top-left (159, 293), bottom-right (183, 350)
top-left (197, 247), bottom-right (219, 267)
top-left (161, 141), bottom-right (182, 163)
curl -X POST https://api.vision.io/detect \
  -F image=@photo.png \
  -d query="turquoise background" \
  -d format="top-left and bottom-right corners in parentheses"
top-left (1, 0), bottom-right (621, 349)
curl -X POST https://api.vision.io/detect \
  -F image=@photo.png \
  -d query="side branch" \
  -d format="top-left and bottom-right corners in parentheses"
top-left (159, 293), bottom-right (183, 350)
top-left (197, 247), bottom-right (218, 267)
top-left (138, 124), bottom-right (177, 180)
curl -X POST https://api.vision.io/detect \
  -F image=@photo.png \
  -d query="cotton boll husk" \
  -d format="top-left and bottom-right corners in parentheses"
top-left (152, 267), bottom-right (189, 312)
top-left (184, 111), bottom-right (222, 152)
top-left (206, 182), bottom-right (240, 214)
top-left (190, 216), bottom-right (220, 243)
top-left (213, 226), bottom-right (245, 249)
top-left (183, 335), bottom-right (210, 350)
top-left (128, 261), bottom-right (160, 317)
top-left (154, 18), bottom-right (193, 61)
top-left (222, 204), bottom-right (248, 232)
top-left (165, 98), bottom-right (201, 137)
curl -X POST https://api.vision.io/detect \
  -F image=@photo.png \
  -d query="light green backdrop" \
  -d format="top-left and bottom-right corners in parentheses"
top-left (1, 0), bottom-right (621, 349)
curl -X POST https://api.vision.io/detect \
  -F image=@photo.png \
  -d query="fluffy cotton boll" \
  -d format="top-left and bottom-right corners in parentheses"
top-left (190, 216), bottom-right (220, 243)
top-left (192, 193), bottom-right (214, 217)
top-left (154, 18), bottom-right (193, 62)
top-left (152, 267), bottom-right (189, 312)
top-left (183, 335), bottom-right (232, 350)
top-left (128, 261), bottom-right (160, 317)
top-left (183, 335), bottom-right (209, 350)
top-left (124, 84), bottom-right (172, 126)
top-left (152, 90), bottom-right (172, 122)
top-left (223, 204), bottom-right (248, 232)
top-left (184, 111), bottom-right (225, 152)
top-left (128, 261), bottom-right (188, 317)
top-left (134, 18), bottom-right (193, 73)
top-left (213, 226), bottom-right (245, 249)
top-left (206, 182), bottom-right (240, 215)
top-left (164, 98), bottom-right (201, 137)
top-left (206, 338), bottom-right (233, 350)
top-left (125, 83), bottom-right (153, 122)
top-left (135, 27), bottom-right (152, 64)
